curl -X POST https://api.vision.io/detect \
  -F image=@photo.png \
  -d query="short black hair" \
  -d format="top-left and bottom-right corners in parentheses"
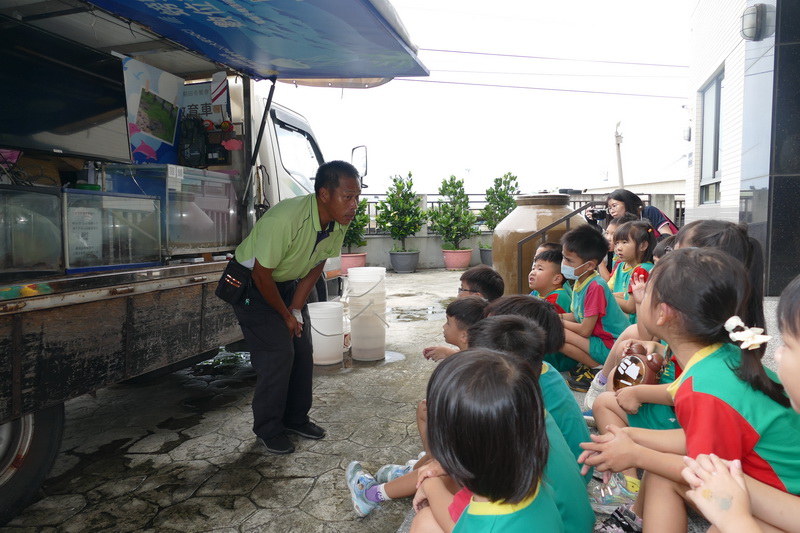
top-left (561, 224), bottom-right (608, 264)
top-left (779, 272), bottom-right (800, 339)
top-left (483, 295), bottom-right (564, 354)
top-left (609, 212), bottom-right (639, 227)
top-left (314, 160), bottom-right (359, 195)
top-left (426, 349), bottom-right (547, 504)
top-left (446, 295), bottom-right (487, 330)
top-left (537, 242), bottom-right (562, 252)
top-left (533, 249), bottom-right (563, 266)
top-left (460, 265), bottom-right (504, 301)
top-left (653, 234), bottom-right (675, 259)
top-left (468, 315), bottom-right (545, 374)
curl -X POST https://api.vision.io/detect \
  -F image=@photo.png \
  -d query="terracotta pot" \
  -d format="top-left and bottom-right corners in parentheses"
top-left (340, 252), bottom-right (367, 275)
top-left (442, 249), bottom-right (472, 270)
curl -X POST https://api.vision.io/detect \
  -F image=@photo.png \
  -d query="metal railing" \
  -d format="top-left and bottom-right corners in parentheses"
top-left (514, 201), bottom-right (605, 293)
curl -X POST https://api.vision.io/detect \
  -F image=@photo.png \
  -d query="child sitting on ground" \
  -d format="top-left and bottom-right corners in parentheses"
top-left (528, 249), bottom-right (571, 313)
top-left (557, 225), bottom-right (630, 391)
top-left (412, 349), bottom-right (565, 532)
top-left (682, 272), bottom-right (800, 533)
top-left (608, 220), bottom-right (656, 322)
top-left (483, 295), bottom-right (589, 464)
top-left (345, 296), bottom-right (487, 517)
top-left (423, 265), bottom-right (503, 361)
top-left (410, 316), bottom-right (594, 533)
top-left (579, 248), bottom-right (800, 533)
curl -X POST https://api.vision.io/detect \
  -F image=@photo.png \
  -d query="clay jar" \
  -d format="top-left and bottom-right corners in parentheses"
top-left (492, 194), bottom-right (583, 295)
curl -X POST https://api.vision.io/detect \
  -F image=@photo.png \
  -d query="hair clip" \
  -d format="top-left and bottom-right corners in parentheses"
top-left (647, 228), bottom-right (653, 233)
top-left (724, 316), bottom-right (771, 350)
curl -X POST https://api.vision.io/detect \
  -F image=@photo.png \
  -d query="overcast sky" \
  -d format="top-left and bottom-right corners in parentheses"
top-left (267, 0), bottom-right (691, 195)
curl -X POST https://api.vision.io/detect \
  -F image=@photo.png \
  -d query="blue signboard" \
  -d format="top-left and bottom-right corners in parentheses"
top-left (88, 0), bottom-right (429, 80)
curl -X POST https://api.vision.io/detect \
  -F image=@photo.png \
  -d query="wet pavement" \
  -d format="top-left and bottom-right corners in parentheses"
top-left (2, 269), bottom-right (462, 533)
top-left (2, 268), bottom-right (781, 533)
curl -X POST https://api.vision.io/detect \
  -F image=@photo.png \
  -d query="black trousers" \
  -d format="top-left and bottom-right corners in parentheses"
top-left (233, 280), bottom-right (313, 440)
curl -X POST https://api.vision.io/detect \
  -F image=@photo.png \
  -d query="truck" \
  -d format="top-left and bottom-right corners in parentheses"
top-left (0, 0), bottom-right (427, 523)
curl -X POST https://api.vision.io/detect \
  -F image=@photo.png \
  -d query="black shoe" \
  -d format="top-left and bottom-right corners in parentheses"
top-left (567, 367), bottom-right (599, 392)
top-left (568, 363), bottom-right (589, 379)
top-left (258, 433), bottom-right (295, 454)
top-left (285, 421), bottom-right (326, 440)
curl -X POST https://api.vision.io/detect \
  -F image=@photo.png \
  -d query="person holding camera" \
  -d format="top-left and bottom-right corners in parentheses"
top-left (588, 189), bottom-right (678, 238)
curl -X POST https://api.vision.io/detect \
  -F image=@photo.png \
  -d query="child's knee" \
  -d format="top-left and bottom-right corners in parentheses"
top-left (594, 391), bottom-right (616, 411)
top-left (410, 506), bottom-right (443, 533)
top-left (416, 399), bottom-right (428, 422)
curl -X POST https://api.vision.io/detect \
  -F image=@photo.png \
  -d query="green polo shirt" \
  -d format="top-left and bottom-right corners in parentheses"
top-left (235, 194), bottom-right (346, 282)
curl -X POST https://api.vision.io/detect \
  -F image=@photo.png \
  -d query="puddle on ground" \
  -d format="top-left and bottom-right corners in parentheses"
top-left (384, 351), bottom-right (406, 363)
top-left (387, 306), bottom-right (446, 322)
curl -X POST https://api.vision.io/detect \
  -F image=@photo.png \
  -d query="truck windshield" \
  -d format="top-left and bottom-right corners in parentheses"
top-left (274, 120), bottom-right (323, 189)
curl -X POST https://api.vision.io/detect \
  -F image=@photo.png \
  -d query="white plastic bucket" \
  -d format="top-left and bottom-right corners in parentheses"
top-left (308, 302), bottom-right (344, 365)
top-left (346, 267), bottom-right (387, 361)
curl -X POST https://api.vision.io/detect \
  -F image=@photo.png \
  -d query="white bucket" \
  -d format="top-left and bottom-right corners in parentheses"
top-left (346, 267), bottom-right (387, 361)
top-left (308, 302), bottom-right (344, 365)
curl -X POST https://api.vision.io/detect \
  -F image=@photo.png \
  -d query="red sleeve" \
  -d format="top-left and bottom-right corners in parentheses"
top-left (628, 266), bottom-right (650, 295)
top-left (544, 293), bottom-right (566, 313)
top-left (582, 282), bottom-right (607, 319)
top-left (674, 378), bottom-right (758, 460)
top-left (449, 488), bottom-right (473, 522)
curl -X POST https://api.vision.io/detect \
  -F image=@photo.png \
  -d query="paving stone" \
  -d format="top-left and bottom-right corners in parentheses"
top-left (134, 460), bottom-right (218, 507)
top-left (6, 494), bottom-right (86, 527)
top-left (151, 496), bottom-right (257, 531)
top-left (167, 433), bottom-right (243, 461)
top-left (60, 496), bottom-right (157, 533)
top-left (85, 475), bottom-right (147, 504)
top-left (127, 432), bottom-right (181, 454)
top-left (249, 476), bottom-right (315, 508)
top-left (196, 468), bottom-right (262, 496)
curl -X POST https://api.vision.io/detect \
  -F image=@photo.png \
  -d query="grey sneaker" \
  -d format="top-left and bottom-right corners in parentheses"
top-left (375, 463), bottom-right (412, 484)
top-left (583, 373), bottom-right (606, 411)
top-left (345, 461), bottom-right (379, 517)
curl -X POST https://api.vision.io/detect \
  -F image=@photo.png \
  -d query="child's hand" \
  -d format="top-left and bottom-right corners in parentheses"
top-left (416, 459), bottom-right (445, 488)
top-left (682, 455), bottom-right (757, 531)
top-left (579, 425), bottom-right (638, 474)
top-left (615, 387), bottom-right (641, 414)
top-left (630, 274), bottom-right (647, 304)
top-left (412, 482), bottom-right (429, 512)
top-left (423, 346), bottom-right (456, 362)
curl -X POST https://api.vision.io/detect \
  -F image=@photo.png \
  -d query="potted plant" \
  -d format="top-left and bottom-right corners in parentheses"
top-left (375, 172), bottom-right (426, 273)
top-left (341, 198), bottom-right (369, 275)
top-left (478, 172), bottom-right (520, 266)
top-left (428, 175), bottom-right (479, 270)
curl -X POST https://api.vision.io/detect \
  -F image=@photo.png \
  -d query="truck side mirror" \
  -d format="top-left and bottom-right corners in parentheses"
top-left (351, 145), bottom-right (368, 187)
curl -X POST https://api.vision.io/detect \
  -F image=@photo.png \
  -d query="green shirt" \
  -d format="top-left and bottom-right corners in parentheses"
top-left (235, 194), bottom-right (346, 282)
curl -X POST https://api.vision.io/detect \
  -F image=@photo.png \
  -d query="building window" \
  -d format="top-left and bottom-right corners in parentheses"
top-left (700, 71), bottom-right (724, 204)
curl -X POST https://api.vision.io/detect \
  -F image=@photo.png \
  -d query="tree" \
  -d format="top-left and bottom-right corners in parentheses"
top-left (375, 172), bottom-right (426, 252)
top-left (428, 175), bottom-right (479, 250)
top-left (480, 172), bottom-right (520, 232)
top-left (342, 198), bottom-right (369, 253)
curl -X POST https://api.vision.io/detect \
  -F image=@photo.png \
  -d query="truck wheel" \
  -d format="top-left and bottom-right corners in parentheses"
top-left (0, 404), bottom-right (65, 526)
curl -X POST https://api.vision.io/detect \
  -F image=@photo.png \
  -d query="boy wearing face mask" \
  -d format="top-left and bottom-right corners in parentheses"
top-left (557, 225), bottom-right (630, 392)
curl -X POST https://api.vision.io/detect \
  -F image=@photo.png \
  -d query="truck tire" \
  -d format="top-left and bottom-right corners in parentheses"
top-left (0, 404), bottom-right (65, 526)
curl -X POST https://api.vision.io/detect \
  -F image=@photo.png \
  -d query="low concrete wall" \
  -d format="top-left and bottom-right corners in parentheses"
top-left (352, 233), bottom-right (491, 270)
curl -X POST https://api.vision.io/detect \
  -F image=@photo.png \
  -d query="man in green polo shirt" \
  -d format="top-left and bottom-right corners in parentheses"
top-left (233, 160), bottom-right (360, 454)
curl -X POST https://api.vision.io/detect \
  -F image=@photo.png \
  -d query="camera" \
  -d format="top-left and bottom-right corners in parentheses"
top-left (592, 208), bottom-right (608, 220)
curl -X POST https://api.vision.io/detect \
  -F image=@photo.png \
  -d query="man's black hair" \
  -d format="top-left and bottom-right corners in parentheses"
top-left (314, 160), bottom-right (359, 195)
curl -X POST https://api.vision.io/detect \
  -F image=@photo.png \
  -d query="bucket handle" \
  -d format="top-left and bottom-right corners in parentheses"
top-left (345, 277), bottom-right (384, 299)
top-left (309, 323), bottom-right (343, 337)
top-left (349, 299), bottom-right (389, 328)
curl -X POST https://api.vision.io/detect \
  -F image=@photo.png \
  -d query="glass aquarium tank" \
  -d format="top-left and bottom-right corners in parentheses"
top-left (104, 164), bottom-right (240, 256)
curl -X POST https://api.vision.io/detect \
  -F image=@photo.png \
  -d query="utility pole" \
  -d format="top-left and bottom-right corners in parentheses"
top-left (615, 122), bottom-right (624, 189)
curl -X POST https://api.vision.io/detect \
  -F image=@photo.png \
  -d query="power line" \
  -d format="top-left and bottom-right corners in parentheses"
top-left (394, 78), bottom-right (685, 99)
top-left (432, 68), bottom-right (687, 79)
top-left (419, 48), bottom-right (689, 69)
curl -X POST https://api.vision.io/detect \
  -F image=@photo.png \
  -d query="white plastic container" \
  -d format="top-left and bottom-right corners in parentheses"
top-left (346, 267), bottom-right (387, 361)
top-left (307, 301), bottom-right (344, 365)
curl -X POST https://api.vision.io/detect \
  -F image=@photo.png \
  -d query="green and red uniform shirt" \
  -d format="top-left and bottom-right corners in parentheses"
top-left (668, 343), bottom-right (800, 493)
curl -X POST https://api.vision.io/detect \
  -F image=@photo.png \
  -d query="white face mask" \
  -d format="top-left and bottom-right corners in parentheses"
top-left (561, 260), bottom-right (591, 281)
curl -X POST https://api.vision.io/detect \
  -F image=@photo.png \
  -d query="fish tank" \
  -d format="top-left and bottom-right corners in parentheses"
top-left (104, 164), bottom-right (240, 256)
top-left (0, 185), bottom-right (63, 281)
top-left (63, 188), bottom-right (161, 273)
